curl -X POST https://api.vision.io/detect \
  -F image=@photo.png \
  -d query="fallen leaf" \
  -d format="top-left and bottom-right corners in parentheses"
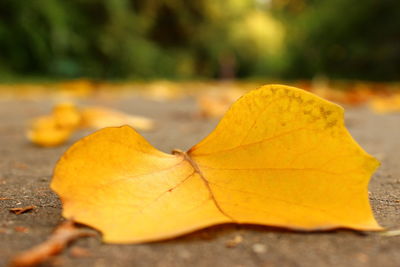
top-left (51, 84), bottom-right (381, 244)
top-left (28, 103), bottom-right (154, 147)
top-left (27, 102), bottom-right (80, 147)
top-left (27, 115), bottom-right (74, 147)
top-left (141, 81), bottom-right (183, 101)
top-left (369, 94), bottom-right (400, 114)
top-left (52, 102), bottom-right (82, 129)
top-left (56, 79), bottom-right (96, 98)
top-left (80, 107), bottom-right (154, 131)
top-left (10, 221), bottom-right (94, 267)
top-left (10, 206), bottom-right (36, 215)
top-left (197, 87), bottom-right (244, 118)
top-left (14, 227), bottom-right (29, 233)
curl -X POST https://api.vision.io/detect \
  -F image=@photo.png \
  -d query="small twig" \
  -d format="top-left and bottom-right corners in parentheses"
top-left (9, 220), bottom-right (95, 267)
top-left (9, 206), bottom-right (36, 215)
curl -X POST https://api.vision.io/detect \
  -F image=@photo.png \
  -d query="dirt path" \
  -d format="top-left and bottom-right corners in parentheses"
top-left (0, 93), bottom-right (399, 267)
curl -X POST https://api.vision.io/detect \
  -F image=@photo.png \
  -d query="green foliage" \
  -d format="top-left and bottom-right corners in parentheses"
top-left (0, 0), bottom-right (286, 80)
top-left (0, 0), bottom-right (280, 79)
top-left (276, 0), bottom-right (400, 80)
top-left (0, 0), bottom-right (399, 80)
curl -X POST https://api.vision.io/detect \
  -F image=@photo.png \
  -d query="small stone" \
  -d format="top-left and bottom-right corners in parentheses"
top-left (225, 235), bottom-right (243, 248)
top-left (252, 243), bottom-right (267, 254)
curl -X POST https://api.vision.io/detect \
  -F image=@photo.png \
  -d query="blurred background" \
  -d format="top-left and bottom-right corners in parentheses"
top-left (1, 0), bottom-right (399, 82)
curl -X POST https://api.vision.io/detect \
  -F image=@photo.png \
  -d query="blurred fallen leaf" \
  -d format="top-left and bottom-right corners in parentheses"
top-left (369, 94), bottom-right (400, 114)
top-left (81, 107), bottom-right (154, 131)
top-left (27, 115), bottom-right (75, 147)
top-left (28, 103), bottom-right (154, 147)
top-left (55, 79), bottom-right (96, 98)
top-left (141, 81), bottom-right (183, 101)
top-left (294, 80), bottom-right (390, 105)
top-left (14, 227), bottom-right (29, 233)
top-left (51, 85), bottom-right (381, 244)
top-left (197, 87), bottom-right (244, 118)
top-left (311, 85), bottom-right (348, 104)
top-left (52, 102), bottom-right (82, 129)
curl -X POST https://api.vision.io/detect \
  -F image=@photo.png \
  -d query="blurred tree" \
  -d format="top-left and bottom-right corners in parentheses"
top-left (0, 0), bottom-right (398, 80)
top-left (0, 0), bottom-right (284, 80)
top-left (273, 0), bottom-right (400, 81)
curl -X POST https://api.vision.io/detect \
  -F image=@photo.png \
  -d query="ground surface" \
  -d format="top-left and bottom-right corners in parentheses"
top-left (0, 91), bottom-right (399, 267)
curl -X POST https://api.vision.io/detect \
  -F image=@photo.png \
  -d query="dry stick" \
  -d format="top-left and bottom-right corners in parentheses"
top-left (10, 220), bottom-right (95, 267)
top-left (9, 206), bottom-right (36, 215)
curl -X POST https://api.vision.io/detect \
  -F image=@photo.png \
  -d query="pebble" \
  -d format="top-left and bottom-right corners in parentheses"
top-left (252, 243), bottom-right (267, 254)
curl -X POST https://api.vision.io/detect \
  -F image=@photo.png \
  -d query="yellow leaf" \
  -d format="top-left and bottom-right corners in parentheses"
top-left (27, 116), bottom-right (74, 147)
top-left (51, 84), bottom-right (381, 244)
top-left (197, 88), bottom-right (244, 118)
top-left (80, 107), bottom-right (154, 131)
top-left (28, 102), bottom-right (81, 147)
top-left (27, 104), bottom-right (154, 147)
top-left (369, 94), bottom-right (400, 114)
top-left (56, 79), bottom-right (96, 98)
top-left (52, 102), bottom-right (82, 129)
top-left (141, 81), bottom-right (183, 101)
